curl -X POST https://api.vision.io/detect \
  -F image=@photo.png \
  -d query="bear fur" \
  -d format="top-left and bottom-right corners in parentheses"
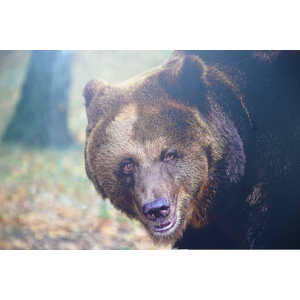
top-left (83, 50), bottom-right (300, 249)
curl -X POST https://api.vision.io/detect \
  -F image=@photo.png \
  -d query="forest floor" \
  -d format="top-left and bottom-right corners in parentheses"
top-left (0, 145), bottom-right (170, 250)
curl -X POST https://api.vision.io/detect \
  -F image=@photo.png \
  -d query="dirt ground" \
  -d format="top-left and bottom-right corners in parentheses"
top-left (0, 50), bottom-right (172, 250)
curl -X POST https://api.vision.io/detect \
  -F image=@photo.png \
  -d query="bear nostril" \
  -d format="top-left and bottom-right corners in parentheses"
top-left (143, 198), bottom-right (170, 221)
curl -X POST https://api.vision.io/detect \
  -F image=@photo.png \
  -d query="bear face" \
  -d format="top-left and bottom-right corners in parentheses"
top-left (84, 52), bottom-right (245, 246)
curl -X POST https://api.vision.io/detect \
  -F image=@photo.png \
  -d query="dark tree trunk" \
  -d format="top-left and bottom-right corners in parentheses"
top-left (2, 50), bottom-right (74, 148)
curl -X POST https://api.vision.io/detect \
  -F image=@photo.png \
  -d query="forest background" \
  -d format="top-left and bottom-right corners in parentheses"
top-left (0, 50), bottom-right (173, 250)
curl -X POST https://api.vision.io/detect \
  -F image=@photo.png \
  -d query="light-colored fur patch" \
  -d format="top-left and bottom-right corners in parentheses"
top-left (106, 103), bottom-right (170, 164)
top-left (106, 103), bottom-right (138, 142)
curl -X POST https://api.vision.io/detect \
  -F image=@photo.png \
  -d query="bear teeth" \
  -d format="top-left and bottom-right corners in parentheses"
top-left (151, 216), bottom-right (177, 232)
top-left (154, 220), bottom-right (171, 229)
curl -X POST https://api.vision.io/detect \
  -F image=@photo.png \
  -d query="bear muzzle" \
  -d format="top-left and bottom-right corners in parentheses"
top-left (142, 197), bottom-right (170, 220)
top-left (142, 197), bottom-right (177, 232)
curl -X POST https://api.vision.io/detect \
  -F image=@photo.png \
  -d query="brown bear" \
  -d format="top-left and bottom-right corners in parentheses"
top-left (83, 50), bottom-right (300, 249)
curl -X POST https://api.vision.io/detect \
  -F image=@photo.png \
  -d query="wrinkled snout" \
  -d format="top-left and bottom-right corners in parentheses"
top-left (142, 198), bottom-right (170, 221)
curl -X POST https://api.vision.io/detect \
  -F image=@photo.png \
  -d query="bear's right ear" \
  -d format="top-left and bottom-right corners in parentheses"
top-left (83, 79), bottom-right (107, 134)
top-left (83, 79), bottom-right (107, 108)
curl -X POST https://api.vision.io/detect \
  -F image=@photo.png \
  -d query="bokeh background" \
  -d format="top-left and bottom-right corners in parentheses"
top-left (0, 50), bottom-right (173, 250)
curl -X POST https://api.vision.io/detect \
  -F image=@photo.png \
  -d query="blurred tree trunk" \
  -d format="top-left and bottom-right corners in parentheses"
top-left (2, 50), bottom-right (74, 148)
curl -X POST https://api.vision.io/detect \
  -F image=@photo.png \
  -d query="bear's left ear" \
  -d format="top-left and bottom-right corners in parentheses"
top-left (158, 51), bottom-right (208, 108)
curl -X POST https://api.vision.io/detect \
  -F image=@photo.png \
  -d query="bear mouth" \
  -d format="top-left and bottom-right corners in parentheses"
top-left (152, 216), bottom-right (177, 232)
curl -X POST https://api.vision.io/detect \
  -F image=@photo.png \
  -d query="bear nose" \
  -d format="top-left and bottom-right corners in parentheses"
top-left (142, 198), bottom-right (170, 221)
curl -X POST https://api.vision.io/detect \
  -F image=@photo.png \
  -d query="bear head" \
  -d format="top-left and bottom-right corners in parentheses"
top-left (83, 51), bottom-right (245, 245)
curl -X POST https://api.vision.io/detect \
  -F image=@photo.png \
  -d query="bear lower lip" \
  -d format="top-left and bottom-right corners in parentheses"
top-left (152, 216), bottom-right (176, 232)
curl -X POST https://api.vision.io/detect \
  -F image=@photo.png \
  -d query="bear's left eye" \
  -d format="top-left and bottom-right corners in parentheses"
top-left (163, 149), bottom-right (178, 162)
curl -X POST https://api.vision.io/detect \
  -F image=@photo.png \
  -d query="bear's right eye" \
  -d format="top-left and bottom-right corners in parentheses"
top-left (121, 160), bottom-right (134, 175)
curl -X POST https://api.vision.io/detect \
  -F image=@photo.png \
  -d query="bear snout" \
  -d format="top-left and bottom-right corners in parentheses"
top-left (142, 197), bottom-right (170, 221)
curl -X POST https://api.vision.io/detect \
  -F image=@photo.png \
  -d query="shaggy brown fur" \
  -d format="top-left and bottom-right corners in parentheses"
top-left (84, 52), bottom-right (245, 246)
top-left (84, 50), bottom-right (300, 249)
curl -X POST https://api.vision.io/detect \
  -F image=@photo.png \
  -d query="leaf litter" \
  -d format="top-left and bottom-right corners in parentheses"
top-left (0, 145), bottom-right (170, 250)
